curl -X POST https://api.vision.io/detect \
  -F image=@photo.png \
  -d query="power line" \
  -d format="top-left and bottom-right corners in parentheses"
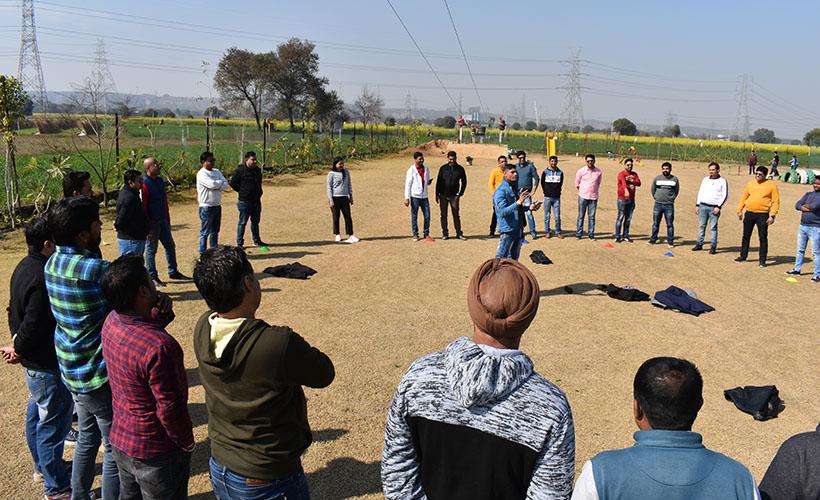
top-left (442, 0), bottom-right (484, 113)
top-left (384, 0), bottom-right (459, 112)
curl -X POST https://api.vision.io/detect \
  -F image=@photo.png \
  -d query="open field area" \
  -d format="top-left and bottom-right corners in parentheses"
top-left (0, 142), bottom-right (817, 499)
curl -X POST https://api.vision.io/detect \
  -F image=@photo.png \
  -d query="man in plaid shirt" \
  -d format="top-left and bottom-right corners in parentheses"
top-left (101, 254), bottom-right (194, 500)
top-left (45, 197), bottom-right (119, 500)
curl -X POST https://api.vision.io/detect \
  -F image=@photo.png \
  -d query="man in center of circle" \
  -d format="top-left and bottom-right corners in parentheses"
top-left (515, 150), bottom-right (539, 240)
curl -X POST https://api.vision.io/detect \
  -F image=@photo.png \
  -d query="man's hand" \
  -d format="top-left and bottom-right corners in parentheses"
top-left (713, 207), bottom-right (721, 216)
top-left (694, 206), bottom-right (700, 215)
top-left (531, 200), bottom-right (543, 212)
top-left (1, 346), bottom-right (20, 364)
top-left (403, 199), bottom-right (410, 207)
top-left (737, 212), bottom-right (743, 220)
top-left (350, 199), bottom-right (354, 206)
top-left (156, 292), bottom-right (174, 316)
top-left (517, 190), bottom-right (530, 205)
top-left (435, 196), bottom-right (440, 205)
top-left (800, 204), bottom-right (811, 213)
top-left (328, 200), bottom-right (334, 210)
top-left (147, 231), bottom-right (156, 242)
top-left (767, 216), bottom-right (775, 225)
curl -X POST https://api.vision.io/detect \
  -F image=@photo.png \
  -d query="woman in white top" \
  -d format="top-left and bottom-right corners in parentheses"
top-left (327, 157), bottom-right (359, 243)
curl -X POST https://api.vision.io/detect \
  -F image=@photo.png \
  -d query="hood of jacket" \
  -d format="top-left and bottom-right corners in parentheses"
top-left (444, 336), bottom-right (533, 408)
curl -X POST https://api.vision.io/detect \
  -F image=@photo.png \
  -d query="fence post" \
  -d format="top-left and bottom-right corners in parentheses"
top-left (352, 122), bottom-right (356, 143)
top-left (114, 113), bottom-right (120, 160)
top-left (205, 117), bottom-right (211, 152)
top-left (262, 119), bottom-right (268, 167)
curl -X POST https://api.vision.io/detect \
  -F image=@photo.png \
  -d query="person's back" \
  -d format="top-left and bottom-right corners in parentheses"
top-left (759, 423), bottom-right (820, 500)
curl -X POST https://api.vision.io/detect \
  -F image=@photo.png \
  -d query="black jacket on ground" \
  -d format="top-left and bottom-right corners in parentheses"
top-left (114, 184), bottom-right (150, 240)
top-left (435, 163), bottom-right (467, 198)
top-left (7, 252), bottom-right (58, 370)
top-left (229, 164), bottom-right (263, 203)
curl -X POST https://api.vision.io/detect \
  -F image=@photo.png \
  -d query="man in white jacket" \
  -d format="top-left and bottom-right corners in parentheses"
top-left (692, 162), bottom-right (729, 254)
top-left (404, 152), bottom-right (433, 242)
top-left (196, 151), bottom-right (229, 255)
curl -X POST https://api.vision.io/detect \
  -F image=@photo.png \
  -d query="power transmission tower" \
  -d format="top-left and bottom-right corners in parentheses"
top-left (92, 38), bottom-right (117, 113)
top-left (559, 49), bottom-right (585, 132)
top-left (733, 73), bottom-right (751, 141)
top-left (520, 94), bottom-right (526, 125)
top-left (17, 0), bottom-right (47, 112)
top-left (404, 92), bottom-right (413, 121)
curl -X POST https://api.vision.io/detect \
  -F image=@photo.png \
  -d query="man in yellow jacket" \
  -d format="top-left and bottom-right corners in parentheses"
top-left (488, 155), bottom-right (507, 237)
top-left (736, 166), bottom-right (779, 267)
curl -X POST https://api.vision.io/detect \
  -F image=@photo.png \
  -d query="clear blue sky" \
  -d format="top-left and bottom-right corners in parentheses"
top-left (1, 0), bottom-right (818, 139)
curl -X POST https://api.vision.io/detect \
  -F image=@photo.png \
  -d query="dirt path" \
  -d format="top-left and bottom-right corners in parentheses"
top-left (0, 147), bottom-right (817, 498)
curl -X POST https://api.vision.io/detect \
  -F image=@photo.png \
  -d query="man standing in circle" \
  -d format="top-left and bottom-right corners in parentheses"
top-left (648, 162), bottom-right (680, 248)
top-left (575, 154), bottom-right (602, 240)
top-left (404, 152), bottom-right (433, 242)
top-left (540, 155), bottom-right (564, 239)
top-left (493, 163), bottom-right (529, 260)
top-left (435, 151), bottom-right (467, 240)
top-left (784, 177), bottom-right (820, 282)
top-left (487, 156), bottom-right (507, 237)
top-left (197, 152), bottom-right (229, 255)
top-left (747, 149), bottom-right (758, 175)
top-left (142, 157), bottom-right (189, 286)
top-left (614, 158), bottom-right (641, 243)
top-left (515, 151), bottom-right (539, 240)
top-left (230, 151), bottom-right (269, 249)
top-left (692, 162), bottom-right (728, 254)
top-left (736, 166), bottom-right (779, 267)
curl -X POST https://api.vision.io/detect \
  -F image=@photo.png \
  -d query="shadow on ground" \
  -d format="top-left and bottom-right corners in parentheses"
top-left (540, 282), bottom-right (605, 297)
top-left (308, 457), bottom-right (382, 499)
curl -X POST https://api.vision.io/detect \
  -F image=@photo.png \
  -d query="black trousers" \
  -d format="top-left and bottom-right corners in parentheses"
top-left (439, 195), bottom-right (462, 237)
top-left (331, 196), bottom-right (353, 235)
top-left (740, 211), bottom-right (769, 263)
top-left (112, 446), bottom-right (191, 500)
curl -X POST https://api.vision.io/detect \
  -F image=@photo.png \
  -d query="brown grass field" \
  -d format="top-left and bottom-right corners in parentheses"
top-left (0, 141), bottom-right (817, 499)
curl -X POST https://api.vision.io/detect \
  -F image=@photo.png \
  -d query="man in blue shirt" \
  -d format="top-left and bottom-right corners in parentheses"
top-left (515, 150), bottom-right (539, 240)
top-left (493, 164), bottom-right (529, 260)
top-left (571, 357), bottom-right (759, 500)
top-left (785, 177), bottom-right (820, 282)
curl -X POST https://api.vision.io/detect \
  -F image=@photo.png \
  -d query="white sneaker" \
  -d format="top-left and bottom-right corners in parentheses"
top-left (334, 234), bottom-right (341, 242)
top-left (346, 235), bottom-right (360, 243)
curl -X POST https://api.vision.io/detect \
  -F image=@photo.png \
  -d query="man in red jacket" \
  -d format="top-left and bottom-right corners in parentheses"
top-left (615, 158), bottom-right (642, 243)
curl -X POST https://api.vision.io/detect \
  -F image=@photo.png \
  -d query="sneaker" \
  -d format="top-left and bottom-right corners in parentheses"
top-left (734, 257), bottom-right (746, 262)
top-left (423, 236), bottom-right (434, 243)
top-left (334, 234), bottom-right (341, 242)
top-left (457, 235), bottom-right (467, 241)
top-left (784, 269), bottom-right (800, 275)
top-left (152, 278), bottom-right (166, 288)
top-left (345, 236), bottom-right (359, 243)
top-left (530, 234), bottom-right (538, 240)
top-left (441, 235), bottom-right (449, 240)
top-left (65, 427), bottom-right (79, 446)
top-left (168, 271), bottom-right (190, 280)
top-left (667, 243), bottom-right (675, 248)
top-left (44, 490), bottom-right (72, 500)
top-left (615, 238), bottom-right (623, 243)
top-left (254, 241), bottom-right (271, 247)
top-left (412, 236), bottom-right (420, 242)
top-left (709, 247), bottom-right (717, 254)
top-left (545, 232), bottom-right (552, 240)
top-left (646, 240), bottom-right (656, 245)
top-left (691, 244), bottom-right (703, 251)
top-left (556, 233), bottom-right (564, 240)
top-left (33, 471), bottom-right (43, 484)
top-left (811, 276), bottom-right (820, 283)
top-left (759, 263), bottom-right (767, 268)
top-left (589, 236), bottom-right (596, 241)
top-left (488, 232), bottom-right (496, 238)
top-left (575, 236), bottom-right (582, 240)
top-left (624, 237), bottom-right (633, 243)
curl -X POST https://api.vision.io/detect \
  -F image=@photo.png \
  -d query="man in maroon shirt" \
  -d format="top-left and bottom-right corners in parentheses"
top-left (615, 158), bottom-right (642, 242)
top-left (100, 254), bottom-right (194, 500)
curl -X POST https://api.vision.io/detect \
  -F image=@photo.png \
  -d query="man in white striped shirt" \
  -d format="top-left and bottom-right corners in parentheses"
top-left (692, 162), bottom-right (729, 254)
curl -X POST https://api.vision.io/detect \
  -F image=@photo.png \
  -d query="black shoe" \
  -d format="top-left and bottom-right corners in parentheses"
top-left (168, 271), bottom-right (190, 280)
top-left (811, 276), bottom-right (820, 283)
top-left (615, 238), bottom-right (623, 243)
top-left (692, 244), bottom-right (703, 251)
top-left (589, 236), bottom-right (596, 241)
top-left (457, 234), bottom-right (467, 241)
top-left (65, 427), bottom-right (79, 447)
top-left (254, 241), bottom-right (270, 247)
top-left (784, 269), bottom-right (800, 275)
top-left (759, 263), bottom-right (767, 268)
top-left (576, 236), bottom-right (583, 240)
top-left (709, 247), bottom-right (717, 254)
top-left (734, 257), bottom-right (746, 262)
top-left (646, 240), bottom-right (656, 245)
top-left (152, 278), bottom-right (166, 288)
top-left (442, 235), bottom-right (449, 240)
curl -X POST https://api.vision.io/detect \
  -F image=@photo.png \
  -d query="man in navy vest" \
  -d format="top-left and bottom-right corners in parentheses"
top-left (571, 357), bottom-right (759, 500)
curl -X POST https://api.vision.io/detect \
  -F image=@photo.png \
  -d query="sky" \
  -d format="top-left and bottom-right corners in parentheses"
top-left (1, 0), bottom-right (819, 139)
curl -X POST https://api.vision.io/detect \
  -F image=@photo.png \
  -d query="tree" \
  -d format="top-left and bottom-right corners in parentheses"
top-left (525, 121), bottom-right (537, 131)
top-left (354, 86), bottom-right (383, 127)
top-left (511, 122), bottom-right (522, 130)
top-left (112, 97), bottom-right (135, 118)
top-left (0, 75), bottom-right (27, 227)
top-left (312, 86), bottom-right (344, 133)
top-left (142, 108), bottom-right (158, 118)
top-left (384, 116), bottom-right (396, 127)
top-left (537, 124), bottom-right (548, 132)
top-left (434, 115), bottom-right (456, 128)
top-left (804, 128), bottom-right (820, 146)
top-left (582, 124), bottom-right (595, 133)
top-left (751, 128), bottom-right (776, 144)
top-left (612, 118), bottom-right (637, 136)
top-left (203, 105), bottom-right (224, 118)
top-left (214, 47), bottom-right (270, 130)
top-left (267, 38), bottom-right (325, 132)
top-left (663, 124), bottom-right (681, 137)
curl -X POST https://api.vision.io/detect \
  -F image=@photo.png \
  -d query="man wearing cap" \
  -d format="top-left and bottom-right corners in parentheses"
top-left (382, 259), bottom-right (575, 499)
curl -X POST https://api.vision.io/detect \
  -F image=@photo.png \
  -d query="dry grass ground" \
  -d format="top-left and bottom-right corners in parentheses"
top-left (0, 141), bottom-right (817, 499)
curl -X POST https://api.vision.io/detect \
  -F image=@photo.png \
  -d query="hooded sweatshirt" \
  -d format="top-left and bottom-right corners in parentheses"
top-left (381, 336), bottom-right (575, 500)
top-left (193, 311), bottom-right (335, 480)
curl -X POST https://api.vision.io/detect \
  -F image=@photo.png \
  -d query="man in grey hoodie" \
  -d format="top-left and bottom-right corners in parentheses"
top-left (381, 258), bottom-right (575, 499)
top-left (648, 162), bottom-right (680, 248)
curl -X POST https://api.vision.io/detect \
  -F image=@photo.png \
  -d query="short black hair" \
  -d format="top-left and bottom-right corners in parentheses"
top-left (756, 166), bottom-right (769, 176)
top-left (101, 254), bottom-right (151, 313)
top-left (62, 171), bottom-right (90, 198)
top-left (413, 152), bottom-right (424, 160)
top-left (516, 150), bottom-right (526, 158)
top-left (446, 151), bottom-right (457, 158)
top-left (244, 151), bottom-right (256, 159)
top-left (123, 169), bottom-right (141, 185)
top-left (48, 196), bottom-right (100, 247)
top-left (193, 245), bottom-right (254, 313)
top-left (200, 151), bottom-right (215, 164)
top-left (624, 157), bottom-right (634, 164)
top-left (708, 161), bottom-right (720, 169)
top-left (585, 153), bottom-right (596, 160)
top-left (549, 155), bottom-right (558, 161)
top-left (25, 217), bottom-right (51, 252)
top-left (497, 155), bottom-right (507, 161)
top-left (634, 357), bottom-right (703, 430)
top-left (661, 161), bottom-right (672, 169)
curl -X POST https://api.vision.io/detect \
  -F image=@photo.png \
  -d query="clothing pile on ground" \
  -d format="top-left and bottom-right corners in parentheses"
top-left (651, 286), bottom-right (715, 316)
top-left (262, 262), bottom-right (317, 280)
top-left (596, 283), bottom-right (650, 302)
top-left (724, 385), bottom-right (784, 421)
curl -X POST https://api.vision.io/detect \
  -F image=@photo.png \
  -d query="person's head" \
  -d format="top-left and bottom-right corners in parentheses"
top-left (624, 158), bottom-right (634, 172)
top-left (467, 259), bottom-right (540, 350)
top-left (752, 149), bottom-right (756, 154)
top-left (62, 171), bottom-right (93, 198)
top-left (200, 151), bottom-right (215, 170)
top-left (633, 357), bottom-right (704, 431)
top-left (123, 169), bottom-right (143, 190)
top-left (497, 155), bottom-right (508, 168)
top-left (708, 161), bottom-right (720, 178)
top-left (755, 166), bottom-right (768, 181)
top-left (813, 177), bottom-right (820, 192)
top-left (244, 151), bottom-right (257, 168)
top-left (101, 254), bottom-right (157, 316)
top-left (585, 153), bottom-right (596, 167)
top-left (332, 156), bottom-right (345, 171)
top-left (549, 155), bottom-right (558, 168)
top-left (503, 162), bottom-right (518, 183)
top-left (25, 217), bottom-right (55, 257)
top-left (413, 151), bottom-right (424, 165)
top-left (144, 157), bottom-right (160, 178)
top-left (193, 245), bottom-right (260, 316)
top-left (48, 196), bottom-right (101, 250)
top-left (447, 151), bottom-right (457, 164)
top-left (516, 150), bottom-right (526, 164)
top-left (661, 161), bottom-right (672, 175)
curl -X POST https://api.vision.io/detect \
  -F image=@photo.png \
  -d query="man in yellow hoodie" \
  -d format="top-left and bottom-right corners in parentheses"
top-left (736, 166), bottom-right (779, 267)
top-left (487, 155), bottom-right (507, 237)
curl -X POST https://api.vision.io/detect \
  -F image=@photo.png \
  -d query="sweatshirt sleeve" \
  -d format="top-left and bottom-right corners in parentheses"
top-left (12, 282), bottom-right (55, 361)
top-left (404, 168), bottom-right (413, 200)
top-left (758, 438), bottom-right (802, 500)
top-left (435, 167), bottom-right (443, 197)
top-left (326, 172), bottom-right (334, 201)
top-left (719, 179), bottom-right (728, 207)
top-left (526, 405), bottom-right (575, 499)
top-left (632, 172), bottom-right (641, 187)
top-left (347, 172), bottom-right (353, 199)
top-left (673, 177), bottom-right (680, 198)
top-left (381, 379), bottom-right (426, 499)
top-left (281, 331), bottom-right (335, 388)
top-left (198, 170), bottom-right (225, 190)
top-left (770, 184), bottom-right (779, 216)
top-left (229, 168), bottom-right (242, 192)
top-left (794, 193), bottom-right (808, 211)
top-left (650, 177), bottom-right (657, 198)
top-left (737, 182), bottom-right (751, 213)
top-left (489, 170), bottom-right (497, 193)
top-left (457, 165), bottom-right (467, 197)
top-left (219, 171), bottom-right (229, 191)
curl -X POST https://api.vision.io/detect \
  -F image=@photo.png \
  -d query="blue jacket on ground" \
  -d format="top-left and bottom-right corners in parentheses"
top-left (493, 180), bottom-right (520, 234)
top-left (586, 430), bottom-right (758, 500)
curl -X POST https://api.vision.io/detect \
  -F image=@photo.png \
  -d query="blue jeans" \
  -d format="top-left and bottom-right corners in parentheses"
top-left (496, 231), bottom-right (523, 260)
top-left (199, 205), bottom-right (222, 254)
top-left (410, 197), bottom-right (430, 237)
top-left (696, 204), bottom-right (721, 247)
top-left (650, 203), bottom-right (675, 244)
top-left (72, 383), bottom-right (119, 500)
top-left (209, 457), bottom-right (309, 500)
top-left (237, 200), bottom-right (262, 246)
top-left (794, 224), bottom-right (820, 277)
top-left (117, 239), bottom-right (146, 256)
top-left (614, 199), bottom-right (636, 239)
top-left (576, 197), bottom-right (597, 238)
top-left (524, 206), bottom-right (537, 238)
top-left (543, 197), bottom-right (561, 233)
top-left (146, 219), bottom-right (178, 279)
top-left (25, 369), bottom-right (72, 495)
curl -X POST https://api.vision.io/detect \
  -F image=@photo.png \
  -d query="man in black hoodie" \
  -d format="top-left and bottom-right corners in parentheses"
top-left (192, 246), bottom-right (334, 499)
top-left (435, 151), bottom-right (468, 240)
top-left (115, 169), bottom-right (152, 256)
top-left (230, 151), bottom-right (268, 248)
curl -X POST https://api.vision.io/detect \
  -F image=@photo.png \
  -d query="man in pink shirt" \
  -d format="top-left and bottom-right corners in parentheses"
top-left (575, 154), bottom-right (603, 239)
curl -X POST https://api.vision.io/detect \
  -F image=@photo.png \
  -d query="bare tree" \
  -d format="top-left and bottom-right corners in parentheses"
top-left (355, 86), bottom-right (383, 128)
top-left (0, 74), bottom-right (27, 227)
top-left (214, 48), bottom-right (271, 130)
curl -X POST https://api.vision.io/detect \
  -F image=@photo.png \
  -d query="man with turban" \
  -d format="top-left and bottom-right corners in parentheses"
top-left (381, 259), bottom-right (575, 499)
